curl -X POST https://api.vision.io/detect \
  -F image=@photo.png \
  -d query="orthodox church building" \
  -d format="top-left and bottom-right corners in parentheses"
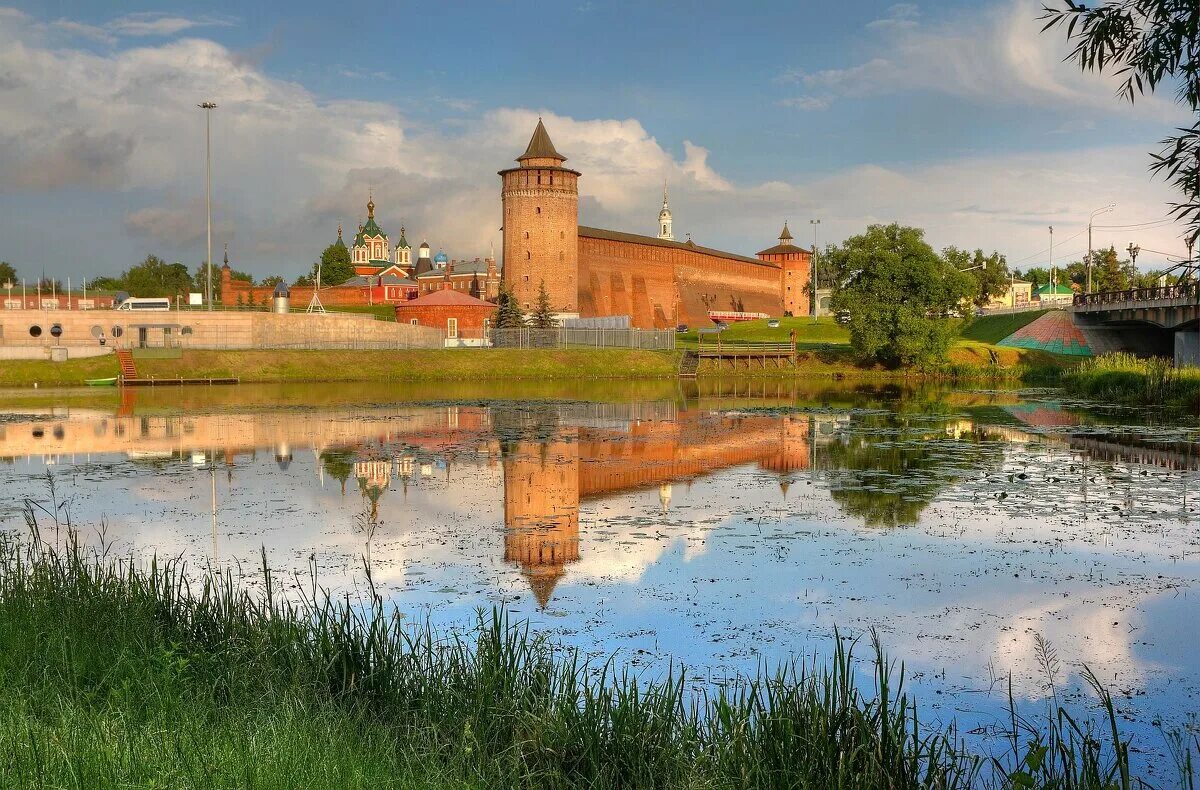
top-left (340, 196), bottom-right (500, 301)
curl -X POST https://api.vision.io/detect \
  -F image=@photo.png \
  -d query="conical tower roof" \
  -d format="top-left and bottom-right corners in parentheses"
top-left (524, 566), bottom-right (564, 609)
top-left (517, 118), bottom-right (565, 163)
top-left (779, 221), bottom-right (793, 242)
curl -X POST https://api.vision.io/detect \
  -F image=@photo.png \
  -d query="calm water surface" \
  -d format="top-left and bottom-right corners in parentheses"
top-left (1, 379), bottom-right (1197, 776)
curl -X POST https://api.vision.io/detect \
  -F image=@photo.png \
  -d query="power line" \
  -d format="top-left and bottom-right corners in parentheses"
top-left (1091, 218), bottom-right (1176, 230)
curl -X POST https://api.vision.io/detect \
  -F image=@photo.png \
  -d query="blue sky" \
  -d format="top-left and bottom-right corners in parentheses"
top-left (0, 1), bottom-right (1191, 281)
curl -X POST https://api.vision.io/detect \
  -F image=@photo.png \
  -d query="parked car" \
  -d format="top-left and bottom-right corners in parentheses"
top-left (834, 310), bottom-right (851, 325)
top-left (767, 319), bottom-right (780, 328)
top-left (676, 324), bottom-right (689, 333)
top-left (714, 321), bottom-right (729, 331)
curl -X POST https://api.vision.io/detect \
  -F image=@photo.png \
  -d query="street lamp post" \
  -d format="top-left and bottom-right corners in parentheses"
top-left (199, 101), bottom-right (217, 311)
top-left (809, 219), bottom-right (820, 320)
top-left (1049, 225), bottom-right (1055, 294)
top-left (1087, 203), bottom-right (1115, 294)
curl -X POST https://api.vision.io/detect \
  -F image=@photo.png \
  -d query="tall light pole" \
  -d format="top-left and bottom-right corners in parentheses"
top-left (1087, 203), bottom-right (1115, 293)
top-left (199, 101), bottom-right (217, 311)
top-left (809, 219), bottom-right (820, 319)
top-left (1049, 225), bottom-right (1055, 294)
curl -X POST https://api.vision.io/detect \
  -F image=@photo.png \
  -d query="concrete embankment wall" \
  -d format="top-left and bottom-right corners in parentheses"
top-left (0, 309), bottom-right (445, 356)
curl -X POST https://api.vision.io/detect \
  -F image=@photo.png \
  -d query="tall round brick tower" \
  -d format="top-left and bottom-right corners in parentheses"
top-left (499, 119), bottom-right (581, 316)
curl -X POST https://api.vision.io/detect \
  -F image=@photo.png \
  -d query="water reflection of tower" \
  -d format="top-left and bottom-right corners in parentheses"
top-left (502, 433), bottom-right (580, 609)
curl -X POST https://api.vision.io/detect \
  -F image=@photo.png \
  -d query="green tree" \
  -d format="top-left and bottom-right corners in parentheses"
top-left (121, 256), bottom-right (192, 298)
top-left (828, 224), bottom-right (973, 368)
top-left (1043, 2), bottom-right (1200, 243)
top-left (261, 275), bottom-right (285, 289)
top-left (1018, 267), bottom-right (1051, 290)
top-left (1089, 246), bottom-right (1136, 292)
top-left (494, 281), bottom-right (526, 329)
top-left (942, 247), bottom-right (1010, 308)
top-left (0, 262), bottom-right (16, 286)
top-left (89, 275), bottom-right (124, 291)
top-left (312, 242), bottom-right (354, 286)
top-left (530, 280), bottom-right (556, 328)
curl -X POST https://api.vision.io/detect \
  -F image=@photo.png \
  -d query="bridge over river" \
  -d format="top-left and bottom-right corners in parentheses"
top-left (1071, 281), bottom-right (1200, 364)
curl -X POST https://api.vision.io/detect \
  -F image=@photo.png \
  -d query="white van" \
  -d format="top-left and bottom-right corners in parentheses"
top-left (115, 297), bottom-right (171, 312)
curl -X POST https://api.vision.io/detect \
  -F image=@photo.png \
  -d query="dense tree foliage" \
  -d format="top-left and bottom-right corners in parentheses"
top-left (0, 262), bottom-right (16, 285)
top-left (1043, 1), bottom-right (1200, 244)
top-left (828, 224), bottom-right (973, 367)
top-left (315, 242), bottom-right (354, 286)
top-left (494, 281), bottom-right (526, 329)
top-left (530, 280), bottom-right (556, 328)
top-left (119, 255), bottom-right (193, 298)
top-left (942, 247), bottom-right (1010, 308)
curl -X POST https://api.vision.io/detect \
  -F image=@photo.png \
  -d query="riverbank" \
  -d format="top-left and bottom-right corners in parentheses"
top-left (0, 348), bottom-right (681, 387)
top-left (0, 534), bottom-right (1155, 789)
top-left (0, 343), bottom-right (1072, 388)
top-left (1064, 352), bottom-right (1200, 411)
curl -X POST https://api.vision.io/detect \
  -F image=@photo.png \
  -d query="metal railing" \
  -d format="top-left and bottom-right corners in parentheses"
top-left (490, 327), bottom-right (675, 350)
top-left (1074, 282), bottom-right (1200, 307)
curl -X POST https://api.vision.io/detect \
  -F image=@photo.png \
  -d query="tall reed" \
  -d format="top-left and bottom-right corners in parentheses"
top-left (1065, 351), bottom-right (1200, 411)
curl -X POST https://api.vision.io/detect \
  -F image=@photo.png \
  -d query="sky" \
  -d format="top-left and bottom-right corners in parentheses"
top-left (0, 0), bottom-right (1193, 282)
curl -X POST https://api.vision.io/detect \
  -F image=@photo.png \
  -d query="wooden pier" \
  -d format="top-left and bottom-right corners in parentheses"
top-left (121, 377), bottom-right (240, 387)
top-left (692, 337), bottom-right (799, 372)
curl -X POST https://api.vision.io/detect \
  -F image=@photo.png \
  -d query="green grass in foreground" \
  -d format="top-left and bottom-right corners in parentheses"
top-left (0, 511), bottom-right (1189, 788)
top-left (960, 311), bottom-right (1050, 345)
top-left (1064, 352), bottom-right (1200, 411)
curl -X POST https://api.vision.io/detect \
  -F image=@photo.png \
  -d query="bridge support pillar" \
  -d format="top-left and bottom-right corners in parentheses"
top-left (1176, 331), bottom-right (1200, 367)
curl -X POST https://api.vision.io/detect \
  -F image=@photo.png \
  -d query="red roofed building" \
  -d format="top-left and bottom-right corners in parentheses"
top-left (394, 286), bottom-right (497, 346)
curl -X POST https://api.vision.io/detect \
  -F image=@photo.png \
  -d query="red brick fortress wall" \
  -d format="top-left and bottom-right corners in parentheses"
top-left (577, 231), bottom-right (785, 329)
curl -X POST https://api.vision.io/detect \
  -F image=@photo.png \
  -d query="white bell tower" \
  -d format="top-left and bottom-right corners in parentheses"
top-left (658, 181), bottom-right (674, 241)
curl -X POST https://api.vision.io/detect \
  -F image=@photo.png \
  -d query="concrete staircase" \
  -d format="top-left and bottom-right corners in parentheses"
top-left (116, 349), bottom-right (138, 381)
top-left (677, 350), bottom-right (699, 378)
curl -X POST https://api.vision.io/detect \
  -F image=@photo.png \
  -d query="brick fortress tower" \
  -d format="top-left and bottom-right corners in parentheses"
top-left (499, 119), bottom-right (581, 317)
top-left (756, 221), bottom-right (813, 317)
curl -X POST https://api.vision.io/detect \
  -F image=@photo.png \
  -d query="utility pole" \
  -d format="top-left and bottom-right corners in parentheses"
top-left (199, 101), bottom-right (217, 311)
top-left (1087, 203), bottom-right (1115, 293)
top-left (1049, 225), bottom-right (1055, 295)
top-left (809, 219), bottom-right (820, 320)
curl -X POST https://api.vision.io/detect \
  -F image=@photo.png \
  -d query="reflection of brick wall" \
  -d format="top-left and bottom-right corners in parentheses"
top-left (577, 234), bottom-right (785, 329)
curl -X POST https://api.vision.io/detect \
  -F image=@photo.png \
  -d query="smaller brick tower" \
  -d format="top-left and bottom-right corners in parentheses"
top-left (756, 221), bottom-right (812, 317)
top-left (500, 119), bottom-right (581, 316)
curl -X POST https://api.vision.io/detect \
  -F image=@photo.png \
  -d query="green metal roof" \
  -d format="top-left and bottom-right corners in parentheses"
top-left (1034, 283), bottom-right (1074, 295)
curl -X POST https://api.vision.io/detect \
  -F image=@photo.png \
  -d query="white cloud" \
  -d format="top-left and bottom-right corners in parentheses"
top-left (778, 0), bottom-right (1182, 122)
top-left (865, 3), bottom-right (920, 31)
top-left (776, 95), bottom-right (832, 111)
top-left (48, 11), bottom-right (234, 45)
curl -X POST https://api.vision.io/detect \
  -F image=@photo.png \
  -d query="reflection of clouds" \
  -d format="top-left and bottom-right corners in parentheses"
top-left (994, 602), bottom-right (1141, 693)
top-left (570, 484), bottom-right (728, 584)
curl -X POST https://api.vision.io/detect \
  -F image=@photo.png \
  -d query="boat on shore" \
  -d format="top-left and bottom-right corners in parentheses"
top-left (84, 377), bottom-right (118, 387)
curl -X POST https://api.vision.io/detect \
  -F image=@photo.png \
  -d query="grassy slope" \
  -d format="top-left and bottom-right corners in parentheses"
top-left (678, 317), bottom-right (850, 349)
top-left (0, 349), bottom-right (679, 387)
top-left (959, 310), bottom-right (1049, 344)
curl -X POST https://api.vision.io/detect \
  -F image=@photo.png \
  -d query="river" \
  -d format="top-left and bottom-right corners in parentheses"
top-left (0, 379), bottom-right (1196, 780)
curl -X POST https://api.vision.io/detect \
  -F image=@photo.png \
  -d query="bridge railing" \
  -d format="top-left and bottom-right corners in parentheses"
top-left (1073, 282), bottom-right (1199, 307)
